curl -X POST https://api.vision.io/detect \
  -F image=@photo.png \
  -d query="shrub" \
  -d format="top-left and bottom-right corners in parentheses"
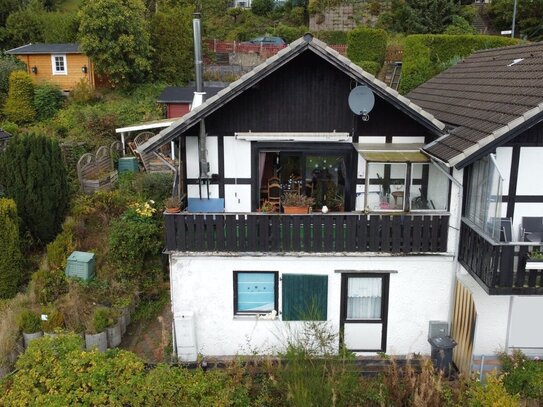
top-left (69, 78), bottom-right (96, 104)
top-left (0, 133), bottom-right (69, 244)
top-left (315, 30), bottom-right (348, 45)
top-left (3, 70), bottom-right (36, 124)
top-left (34, 82), bottom-right (64, 120)
top-left (0, 55), bottom-right (26, 106)
top-left (3, 334), bottom-right (145, 406)
top-left (30, 269), bottom-right (68, 305)
top-left (356, 60), bottom-right (382, 76)
top-left (347, 27), bottom-right (388, 66)
top-left (41, 307), bottom-right (65, 333)
top-left (272, 23), bottom-right (307, 43)
top-left (467, 374), bottom-right (520, 406)
top-left (401, 34), bottom-right (521, 94)
top-left (139, 172), bottom-right (174, 205)
top-left (0, 293), bottom-right (27, 370)
top-left (17, 309), bottom-right (41, 333)
top-left (0, 198), bottom-right (22, 299)
top-left (46, 223), bottom-right (74, 271)
top-left (108, 204), bottom-right (162, 282)
top-left (87, 306), bottom-right (116, 333)
top-left (499, 350), bottom-right (543, 401)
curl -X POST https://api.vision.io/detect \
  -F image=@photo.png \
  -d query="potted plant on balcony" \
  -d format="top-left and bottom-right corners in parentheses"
top-left (165, 196), bottom-right (182, 213)
top-left (526, 251), bottom-right (543, 269)
top-left (259, 200), bottom-right (278, 213)
top-left (282, 191), bottom-right (315, 214)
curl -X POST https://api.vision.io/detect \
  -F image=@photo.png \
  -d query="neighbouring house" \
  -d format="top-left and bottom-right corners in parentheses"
top-left (6, 43), bottom-right (99, 92)
top-left (408, 41), bottom-right (543, 371)
top-left (138, 34), bottom-right (461, 361)
top-left (157, 84), bottom-right (225, 119)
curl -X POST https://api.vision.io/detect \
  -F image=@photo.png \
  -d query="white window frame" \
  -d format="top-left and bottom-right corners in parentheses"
top-left (51, 54), bottom-right (67, 75)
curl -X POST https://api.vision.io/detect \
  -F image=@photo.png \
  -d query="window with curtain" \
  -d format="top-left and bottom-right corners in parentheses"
top-left (346, 277), bottom-right (382, 320)
top-left (234, 272), bottom-right (277, 314)
top-left (282, 274), bottom-right (328, 321)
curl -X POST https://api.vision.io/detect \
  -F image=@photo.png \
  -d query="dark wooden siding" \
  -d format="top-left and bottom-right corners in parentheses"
top-left (199, 51), bottom-right (433, 140)
top-left (504, 120), bottom-right (543, 146)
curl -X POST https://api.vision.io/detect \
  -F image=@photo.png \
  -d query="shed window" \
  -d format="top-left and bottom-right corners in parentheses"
top-left (282, 274), bottom-right (328, 321)
top-left (52, 55), bottom-right (67, 75)
top-left (234, 271), bottom-right (277, 314)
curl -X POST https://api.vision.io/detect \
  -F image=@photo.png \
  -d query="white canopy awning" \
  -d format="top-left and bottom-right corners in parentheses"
top-left (352, 143), bottom-right (429, 163)
top-left (235, 132), bottom-right (351, 142)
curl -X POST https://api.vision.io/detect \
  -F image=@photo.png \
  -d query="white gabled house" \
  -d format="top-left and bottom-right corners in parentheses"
top-left (137, 36), bottom-right (542, 372)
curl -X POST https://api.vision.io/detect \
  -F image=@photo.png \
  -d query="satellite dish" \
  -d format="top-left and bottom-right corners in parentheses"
top-left (348, 86), bottom-right (375, 120)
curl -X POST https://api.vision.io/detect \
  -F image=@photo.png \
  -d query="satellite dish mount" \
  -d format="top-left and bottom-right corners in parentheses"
top-left (348, 85), bottom-right (375, 122)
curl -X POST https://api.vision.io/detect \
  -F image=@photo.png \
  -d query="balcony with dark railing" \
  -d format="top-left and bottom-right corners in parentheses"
top-left (164, 212), bottom-right (450, 254)
top-left (459, 219), bottom-right (543, 295)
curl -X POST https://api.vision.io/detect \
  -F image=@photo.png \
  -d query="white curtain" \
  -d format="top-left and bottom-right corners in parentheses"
top-left (259, 152), bottom-right (266, 190)
top-left (347, 277), bottom-right (382, 319)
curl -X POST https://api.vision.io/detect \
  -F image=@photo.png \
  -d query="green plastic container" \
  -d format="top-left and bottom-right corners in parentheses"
top-left (118, 157), bottom-right (139, 173)
top-left (66, 251), bottom-right (96, 281)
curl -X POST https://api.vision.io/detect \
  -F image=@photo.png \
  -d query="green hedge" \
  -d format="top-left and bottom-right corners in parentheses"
top-left (355, 60), bottom-right (381, 76)
top-left (347, 27), bottom-right (388, 66)
top-left (0, 198), bottom-right (22, 298)
top-left (401, 34), bottom-right (521, 94)
top-left (315, 30), bottom-right (348, 45)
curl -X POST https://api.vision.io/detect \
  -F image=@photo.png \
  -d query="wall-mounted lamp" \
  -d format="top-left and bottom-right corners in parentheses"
top-left (31, 66), bottom-right (38, 74)
top-left (81, 65), bottom-right (88, 74)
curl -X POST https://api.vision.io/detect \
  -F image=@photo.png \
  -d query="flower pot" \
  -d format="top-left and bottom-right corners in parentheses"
top-left (107, 321), bottom-right (122, 348)
top-left (283, 205), bottom-right (309, 214)
top-left (22, 331), bottom-right (43, 348)
top-left (85, 331), bottom-right (108, 352)
top-left (165, 207), bottom-right (181, 214)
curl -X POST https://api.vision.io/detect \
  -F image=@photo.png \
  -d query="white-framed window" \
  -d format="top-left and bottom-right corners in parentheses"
top-left (51, 54), bottom-right (67, 75)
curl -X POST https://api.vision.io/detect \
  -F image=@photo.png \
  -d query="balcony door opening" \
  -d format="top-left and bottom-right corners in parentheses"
top-left (258, 148), bottom-right (350, 212)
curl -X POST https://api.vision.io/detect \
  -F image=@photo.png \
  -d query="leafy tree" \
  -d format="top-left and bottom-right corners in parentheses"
top-left (0, 198), bottom-right (22, 298)
top-left (3, 70), bottom-right (36, 124)
top-left (0, 133), bottom-right (69, 244)
top-left (489, 0), bottom-right (543, 41)
top-left (0, 0), bottom-right (31, 27)
top-left (252, 0), bottom-right (274, 16)
top-left (378, 0), bottom-right (460, 34)
top-left (444, 15), bottom-right (476, 35)
top-left (40, 11), bottom-right (79, 43)
top-left (150, 4), bottom-right (194, 85)
top-left (78, 0), bottom-right (152, 87)
top-left (5, 4), bottom-right (45, 46)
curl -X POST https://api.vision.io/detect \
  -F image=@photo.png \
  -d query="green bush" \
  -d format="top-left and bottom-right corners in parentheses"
top-left (401, 34), bottom-right (521, 94)
top-left (34, 82), bottom-right (64, 120)
top-left (3, 70), bottom-right (36, 124)
top-left (347, 27), bottom-right (388, 66)
top-left (444, 15), bottom-right (476, 35)
top-left (69, 78), bottom-right (96, 104)
top-left (17, 309), bottom-right (41, 333)
top-left (30, 269), bottom-right (68, 305)
top-left (87, 307), bottom-right (116, 333)
top-left (356, 60), bottom-right (382, 76)
top-left (0, 198), bottom-right (22, 299)
top-left (41, 307), bottom-right (65, 333)
top-left (108, 205), bottom-right (162, 282)
top-left (467, 374), bottom-right (520, 406)
top-left (273, 23), bottom-right (307, 43)
top-left (499, 350), bottom-right (543, 401)
top-left (0, 132), bottom-right (69, 244)
top-left (315, 30), bottom-right (348, 45)
top-left (0, 55), bottom-right (25, 106)
top-left (139, 173), bottom-right (175, 205)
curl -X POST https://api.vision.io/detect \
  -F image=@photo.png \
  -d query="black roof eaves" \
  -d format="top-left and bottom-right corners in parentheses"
top-left (450, 109), bottom-right (543, 169)
top-left (139, 41), bottom-right (310, 154)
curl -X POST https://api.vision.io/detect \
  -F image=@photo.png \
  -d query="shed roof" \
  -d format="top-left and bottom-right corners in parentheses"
top-left (157, 86), bottom-right (225, 103)
top-left (6, 43), bottom-right (81, 55)
top-left (408, 41), bottom-right (543, 168)
top-left (138, 34), bottom-right (445, 155)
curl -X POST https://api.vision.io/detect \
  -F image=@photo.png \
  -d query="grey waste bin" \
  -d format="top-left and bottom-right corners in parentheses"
top-left (428, 336), bottom-right (457, 377)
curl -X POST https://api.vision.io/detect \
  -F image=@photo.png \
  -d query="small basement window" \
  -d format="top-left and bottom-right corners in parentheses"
top-left (51, 54), bottom-right (67, 75)
top-left (234, 271), bottom-right (277, 315)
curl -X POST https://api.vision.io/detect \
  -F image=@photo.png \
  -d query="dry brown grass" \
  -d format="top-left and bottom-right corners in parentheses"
top-left (57, 281), bottom-right (93, 333)
top-left (0, 293), bottom-right (29, 368)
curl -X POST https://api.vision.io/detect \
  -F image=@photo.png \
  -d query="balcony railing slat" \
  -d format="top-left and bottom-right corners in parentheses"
top-left (459, 219), bottom-right (543, 295)
top-left (165, 214), bottom-right (450, 257)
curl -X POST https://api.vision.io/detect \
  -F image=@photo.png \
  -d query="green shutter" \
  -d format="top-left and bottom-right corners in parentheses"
top-left (282, 274), bottom-right (328, 321)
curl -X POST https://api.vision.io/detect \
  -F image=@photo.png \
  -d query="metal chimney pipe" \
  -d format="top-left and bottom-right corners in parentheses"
top-left (192, 12), bottom-right (209, 181)
top-left (193, 13), bottom-right (204, 93)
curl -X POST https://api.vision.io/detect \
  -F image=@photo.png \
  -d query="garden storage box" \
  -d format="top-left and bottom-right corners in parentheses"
top-left (118, 157), bottom-right (139, 173)
top-left (66, 251), bottom-right (96, 281)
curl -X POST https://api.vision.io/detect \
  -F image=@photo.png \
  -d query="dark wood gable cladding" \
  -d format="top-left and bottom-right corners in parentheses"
top-left (182, 51), bottom-right (434, 140)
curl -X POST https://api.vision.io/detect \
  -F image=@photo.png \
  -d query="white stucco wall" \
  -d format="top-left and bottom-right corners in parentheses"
top-left (508, 296), bottom-right (543, 356)
top-left (170, 254), bottom-right (455, 358)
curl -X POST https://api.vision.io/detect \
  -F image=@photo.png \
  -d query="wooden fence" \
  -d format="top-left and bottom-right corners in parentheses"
top-left (165, 212), bottom-right (449, 254)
